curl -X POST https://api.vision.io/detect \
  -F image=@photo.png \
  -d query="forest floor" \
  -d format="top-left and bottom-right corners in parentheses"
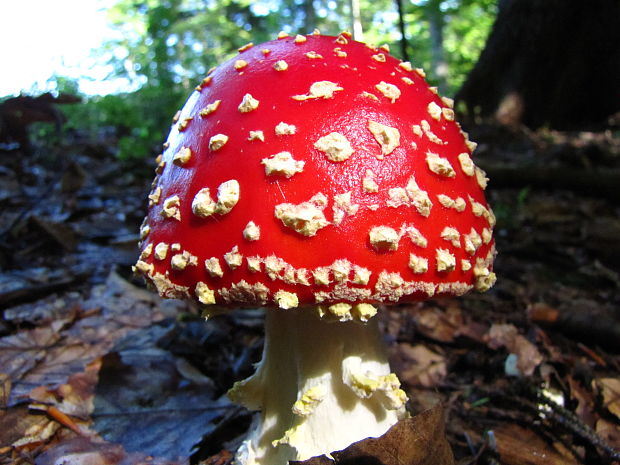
top-left (0, 122), bottom-right (619, 465)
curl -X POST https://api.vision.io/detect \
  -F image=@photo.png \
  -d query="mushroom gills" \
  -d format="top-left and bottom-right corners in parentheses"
top-left (228, 307), bottom-right (408, 465)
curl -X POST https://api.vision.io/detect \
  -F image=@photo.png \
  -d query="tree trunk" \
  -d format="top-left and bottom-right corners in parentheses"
top-left (456, 0), bottom-right (620, 129)
top-left (350, 0), bottom-right (364, 41)
top-left (394, 0), bottom-right (410, 62)
top-left (426, 0), bottom-right (448, 94)
top-left (303, 0), bottom-right (316, 31)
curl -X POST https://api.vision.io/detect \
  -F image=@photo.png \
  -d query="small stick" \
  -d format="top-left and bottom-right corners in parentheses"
top-left (47, 406), bottom-right (84, 436)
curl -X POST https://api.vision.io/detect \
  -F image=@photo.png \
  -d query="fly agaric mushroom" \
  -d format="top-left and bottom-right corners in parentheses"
top-left (135, 32), bottom-right (496, 465)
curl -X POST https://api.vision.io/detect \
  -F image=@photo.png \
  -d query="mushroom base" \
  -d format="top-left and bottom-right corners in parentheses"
top-left (228, 307), bottom-right (409, 465)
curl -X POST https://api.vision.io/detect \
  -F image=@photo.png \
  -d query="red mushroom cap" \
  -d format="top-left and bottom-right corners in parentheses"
top-left (134, 33), bottom-right (496, 309)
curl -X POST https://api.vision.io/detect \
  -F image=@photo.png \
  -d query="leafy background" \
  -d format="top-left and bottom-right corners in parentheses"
top-left (30, 0), bottom-right (496, 161)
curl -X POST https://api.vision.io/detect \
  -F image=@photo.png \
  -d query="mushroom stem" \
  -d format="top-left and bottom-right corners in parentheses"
top-left (229, 307), bottom-right (409, 465)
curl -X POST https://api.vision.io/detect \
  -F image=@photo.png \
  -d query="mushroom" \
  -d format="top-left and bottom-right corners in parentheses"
top-left (134, 32), bottom-right (496, 465)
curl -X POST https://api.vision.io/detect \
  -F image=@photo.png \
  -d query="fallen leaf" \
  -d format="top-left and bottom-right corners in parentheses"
top-left (528, 302), bottom-right (561, 324)
top-left (568, 377), bottom-right (597, 427)
top-left (29, 215), bottom-right (78, 251)
top-left (200, 449), bottom-right (234, 465)
top-left (0, 373), bottom-right (11, 408)
top-left (60, 159), bottom-right (87, 193)
top-left (493, 423), bottom-right (580, 465)
top-left (0, 404), bottom-right (57, 450)
top-left (35, 436), bottom-right (184, 465)
top-left (485, 323), bottom-right (518, 350)
top-left (0, 267), bottom-right (87, 314)
top-left (29, 358), bottom-right (101, 420)
top-left (9, 414), bottom-right (61, 451)
top-left (293, 404), bottom-right (454, 465)
top-left (484, 324), bottom-right (543, 376)
top-left (596, 378), bottom-right (620, 420)
top-left (0, 326), bottom-right (61, 405)
top-left (412, 304), bottom-right (464, 343)
top-left (3, 292), bottom-right (81, 326)
top-left (91, 322), bottom-right (230, 461)
top-left (1, 270), bottom-right (168, 407)
top-left (393, 343), bottom-right (447, 388)
top-left (595, 418), bottom-right (620, 450)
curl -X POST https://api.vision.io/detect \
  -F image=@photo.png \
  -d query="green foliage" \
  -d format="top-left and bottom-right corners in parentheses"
top-left (400, 0), bottom-right (497, 95)
top-left (441, 0), bottom-right (497, 93)
top-left (49, 75), bottom-right (81, 96)
top-left (61, 83), bottom-right (185, 159)
top-left (52, 0), bottom-right (496, 160)
top-left (102, 0), bottom-right (279, 91)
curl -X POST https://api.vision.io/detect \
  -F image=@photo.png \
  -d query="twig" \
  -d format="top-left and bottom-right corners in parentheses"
top-left (533, 390), bottom-right (620, 462)
top-left (46, 406), bottom-right (85, 436)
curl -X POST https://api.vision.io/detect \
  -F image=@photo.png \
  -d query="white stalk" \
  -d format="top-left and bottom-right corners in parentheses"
top-left (229, 306), bottom-right (408, 465)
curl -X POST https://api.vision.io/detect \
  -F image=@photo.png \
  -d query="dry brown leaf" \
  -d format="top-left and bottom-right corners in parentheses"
top-left (412, 305), bottom-right (464, 343)
top-left (533, 326), bottom-right (564, 363)
top-left (0, 327), bottom-right (60, 380)
top-left (35, 436), bottom-right (140, 465)
top-left (568, 376), bottom-right (597, 427)
top-left (1, 270), bottom-right (168, 407)
top-left (29, 358), bottom-right (101, 420)
top-left (381, 306), bottom-right (408, 340)
top-left (511, 334), bottom-right (544, 376)
top-left (393, 343), bottom-right (447, 387)
top-left (29, 215), bottom-right (78, 251)
top-left (454, 319), bottom-right (488, 343)
top-left (596, 378), bottom-right (620, 420)
top-left (485, 323), bottom-right (518, 349)
top-left (293, 404), bottom-right (454, 465)
top-left (0, 374), bottom-right (10, 409)
top-left (35, 436), bottom-right (187, 465)
top-left (4, 332), bottom-right (105, 407)
top-left (528, 302), bottom-right (561, 324)
top-left (0, 405), bottom-right (58, 451)
top-left (3, 292), bottom-right (81, 326)
top-left (0, 327), bottom-right (61, 405)
top-left (10, 419), bottom-right (61, 451)
top-left (595, 418), bottom-right (620, 450)
top-left (200, 449), bottom-right (234, 465)
top-left (493, 423), bottom-right (580, 465)
top-left (484, 324), bottom-right (543, 376)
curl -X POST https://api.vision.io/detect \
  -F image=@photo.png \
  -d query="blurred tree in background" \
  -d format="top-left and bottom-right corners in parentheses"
top-left (457, 0), bottom-right (620, 129)
top-left (19, 0), bottom-right (498, 159)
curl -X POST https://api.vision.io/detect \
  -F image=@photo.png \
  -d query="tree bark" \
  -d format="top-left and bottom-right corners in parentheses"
top-left (425, 0), bottom-right (448, 94)
top-left (456, 0), bottom-right (620, 129)
top-left (303, 0), bottom-right (316, 31)
top-left (350, 0), bottom-right (364, 41)
top-left (394, 0), bottom-right (410, 62)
